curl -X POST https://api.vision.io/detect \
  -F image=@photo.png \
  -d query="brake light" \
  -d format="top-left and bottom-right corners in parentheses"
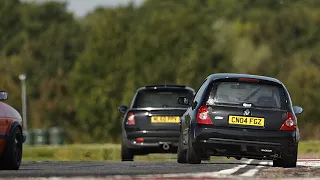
top-left (238, 78), bottom-right (259, 82)
top-left (126, 112), bottom-right (136, 126)
top-left (196, 105), bottom-right (213, 125)
top-left (280, 112), bottom-right (296, 131)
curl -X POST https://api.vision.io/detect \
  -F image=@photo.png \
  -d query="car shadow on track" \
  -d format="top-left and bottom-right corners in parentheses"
top-left (202, 161), bottom-right (307, 168)
top-left (201, 161), bottom-right (272, 167)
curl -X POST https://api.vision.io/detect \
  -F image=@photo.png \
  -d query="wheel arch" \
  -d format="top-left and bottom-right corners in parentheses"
top-left (7, 121), bottom-right (23, 142)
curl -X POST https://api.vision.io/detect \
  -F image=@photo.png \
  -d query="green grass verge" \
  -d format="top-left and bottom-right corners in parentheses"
top-left (22, 141), bottom-right (320, 161)
top-left (22, 144), bottom-right (184, 162)
top-left (299, 140), bottom-right (320, 153)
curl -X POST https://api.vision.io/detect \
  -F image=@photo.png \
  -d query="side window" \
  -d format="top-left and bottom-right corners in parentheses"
top-left (193, 79), bottom-right (208, 103)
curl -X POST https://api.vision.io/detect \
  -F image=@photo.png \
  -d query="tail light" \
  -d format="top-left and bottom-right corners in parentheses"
top-left (126, 112), bottom-right (136, 126)
top-left (280, 112), bottom-right (296, 131)
top-left (196, 105), bottom-right (213, 125)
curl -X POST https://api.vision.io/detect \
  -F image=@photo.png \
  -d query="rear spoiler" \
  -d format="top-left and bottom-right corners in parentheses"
top-left (145, 85), bottom-right (186, 89)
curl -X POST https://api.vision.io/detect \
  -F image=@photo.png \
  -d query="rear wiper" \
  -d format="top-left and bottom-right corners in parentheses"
top-left (244, 87), bottom-right (261, 101)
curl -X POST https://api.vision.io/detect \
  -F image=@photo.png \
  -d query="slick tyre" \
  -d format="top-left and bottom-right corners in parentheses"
top-left (186, 136), bottom-right (201, 164)
top-left (0, 127), bottom-right (23, 170)
top-left (177, 135), bottom-right (187, 163)
top-left (121, 142), bottom-right (134, 161)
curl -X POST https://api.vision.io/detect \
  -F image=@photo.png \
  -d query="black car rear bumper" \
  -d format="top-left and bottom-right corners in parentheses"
top-left (192, 127), bottom-right (298, 160)
top-left (124, 130), bottom-right (179, 150)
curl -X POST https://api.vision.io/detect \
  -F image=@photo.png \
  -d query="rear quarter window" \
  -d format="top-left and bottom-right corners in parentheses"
top-left (133, 89), bottom-right (194, 108)
top-left (208, 81), bottom-right (286, 109)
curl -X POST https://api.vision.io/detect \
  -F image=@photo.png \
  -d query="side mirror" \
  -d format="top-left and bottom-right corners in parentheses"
top-left (0, 91), bottom-right (8, 101)
top-left (177, 96), bottom-right (189, 105)
top-left (293, 106), bottom-right (303, 115)
top-left (118, 105), bottom-right (128, 114)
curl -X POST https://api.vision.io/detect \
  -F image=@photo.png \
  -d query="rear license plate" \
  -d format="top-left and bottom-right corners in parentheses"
top-left (228, 115), bottom-right (264, 127)
top-left (151, 116), bottom-right (180, 123)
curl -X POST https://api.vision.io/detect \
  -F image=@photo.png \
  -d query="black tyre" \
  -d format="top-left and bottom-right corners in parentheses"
top-left (121, 142), bottom-right (134, 161)
top-left (272, 159), bottom-right (282, 167)
top-left (177, 135), bottom-right (187, 163)
top-left (202, 155), bottom-right (210, 161)
top-left (0, 127), bottom-right (23, 170)
top-left (282, 148), bottom-right (298, 168)
top-left (273, 147), bottom-right (298, 168)
top-left (186, 136), bottom-right (201, 164)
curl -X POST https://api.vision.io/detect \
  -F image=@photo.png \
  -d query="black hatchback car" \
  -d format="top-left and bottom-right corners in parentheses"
top-left (176, 73), bottom-right (303, 167)
top-left (119, 85), bottom-right (195, 161)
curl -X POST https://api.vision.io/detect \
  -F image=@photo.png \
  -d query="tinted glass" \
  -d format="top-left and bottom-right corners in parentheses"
top-left (209, 82), bottom-right (286, 109)
top-left (133, 89), bottom-right (194, 108)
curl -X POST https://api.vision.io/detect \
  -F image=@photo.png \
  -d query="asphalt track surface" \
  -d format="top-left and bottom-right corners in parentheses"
top-left (0, 159), bottom-right (320, 179)
top-left (4, 160), bottom-right (251, 177)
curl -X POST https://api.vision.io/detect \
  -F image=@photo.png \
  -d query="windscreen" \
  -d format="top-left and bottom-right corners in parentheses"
top-left (133, 89), bottom-right (194, 108)
top-left (209, 81), bottom-right (286, 109)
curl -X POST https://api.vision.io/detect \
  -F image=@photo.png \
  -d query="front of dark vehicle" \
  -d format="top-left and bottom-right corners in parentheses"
top-left (119, 85), bottom-right (194, 161)
top-left (181, 74), bottom-right (303, 167)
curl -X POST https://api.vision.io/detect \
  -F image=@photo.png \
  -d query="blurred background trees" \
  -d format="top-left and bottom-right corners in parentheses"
top-left (1, 0), bottom-right (319, 143)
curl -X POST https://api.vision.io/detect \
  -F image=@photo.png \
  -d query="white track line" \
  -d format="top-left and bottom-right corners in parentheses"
top-left (214, 159), bottom-right (254, 175)
top-left (159, 159), bottom-right (320, 178)
top-left (158, 159), bottom-right (254, 178)
top-left (190, 159), bottom-right (253, 177)
top-left (239, 161), bottom-right (268, 177)
top-left (190, 159), bottom-right (320, 178)
top-left (297, 161), bottom-right (320, 167)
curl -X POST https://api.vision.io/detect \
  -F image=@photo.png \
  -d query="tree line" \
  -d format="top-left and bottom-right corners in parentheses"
top-left (1, 0), bottom-right (319, 143)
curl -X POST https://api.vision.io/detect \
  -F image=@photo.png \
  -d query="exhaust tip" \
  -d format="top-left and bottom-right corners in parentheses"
top-left (162, 143), bottom-right (170, 150)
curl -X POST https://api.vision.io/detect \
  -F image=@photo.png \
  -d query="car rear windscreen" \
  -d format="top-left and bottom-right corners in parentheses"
top-left (209, 81), bottom-right (286, 109)
top-left (133, 89), bottom-right (194, 108)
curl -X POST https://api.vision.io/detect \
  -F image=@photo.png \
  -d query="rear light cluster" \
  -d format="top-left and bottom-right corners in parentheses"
top-left (280, 112), bottom-right (296, 131)
top-left (126, 112), bottom-right (136, 126)
top-left (196, 105), bottom-right (213, 125)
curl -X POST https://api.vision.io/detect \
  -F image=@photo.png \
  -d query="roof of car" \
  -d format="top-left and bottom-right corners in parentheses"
top-left (207, 73), bottom-right (283, 84)
top-left (137, 85), bottom-right (195, 92)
